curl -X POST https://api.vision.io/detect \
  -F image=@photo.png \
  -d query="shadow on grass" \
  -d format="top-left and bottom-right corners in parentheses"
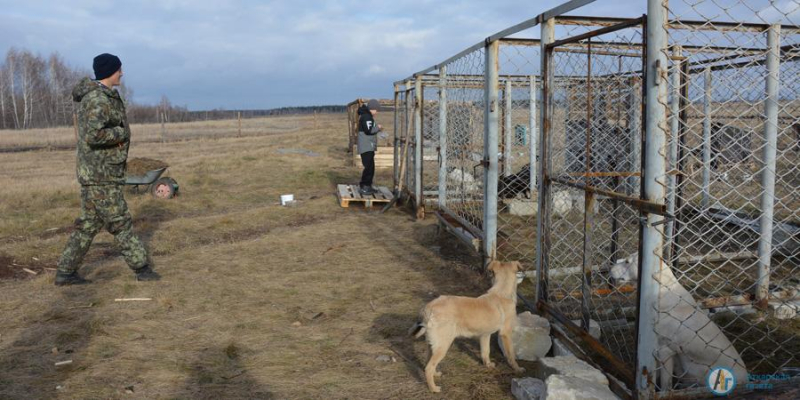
top-left (174, 344), bottom-right (274, 400)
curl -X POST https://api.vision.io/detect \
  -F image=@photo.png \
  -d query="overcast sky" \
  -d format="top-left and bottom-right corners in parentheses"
top-left (1, 0), bottom-right (796, 110)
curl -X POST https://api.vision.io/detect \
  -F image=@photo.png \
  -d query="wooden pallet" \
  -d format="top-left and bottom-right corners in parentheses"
top-left (337, 184), bottom-right (393, 208)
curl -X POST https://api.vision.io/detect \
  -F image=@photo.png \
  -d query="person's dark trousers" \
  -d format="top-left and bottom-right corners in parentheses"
top-left (360, 151), bottom-right (375, 188)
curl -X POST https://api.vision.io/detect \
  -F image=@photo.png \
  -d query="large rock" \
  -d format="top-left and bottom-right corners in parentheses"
top-left (512, 377), bottom-right (546, 400)
top-left (551, 338), bottom-right (574, 357)
top-left (770, 300), bottom-right (799, 320)
top-left (499, 312), bottom-right (552, 361)
top-left (545, 375), bottom-right (619, 400)
top-left (552, 191), bottom-right (573, 217)
top-left (536, 356), bottom-right (608, 386)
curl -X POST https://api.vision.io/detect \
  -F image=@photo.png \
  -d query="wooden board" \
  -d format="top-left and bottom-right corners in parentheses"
top-left (352, 146), bottom-right (394, 169)
top-left (337, 184), bottom-right (393, 208)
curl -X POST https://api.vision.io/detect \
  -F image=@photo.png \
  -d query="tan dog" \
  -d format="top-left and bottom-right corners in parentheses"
top-left (409, 260), bottom-right (525, 393)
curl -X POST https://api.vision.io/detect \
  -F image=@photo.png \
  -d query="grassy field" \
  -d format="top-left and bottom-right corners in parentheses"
top-left (0, 113), bottom-right (540, 399)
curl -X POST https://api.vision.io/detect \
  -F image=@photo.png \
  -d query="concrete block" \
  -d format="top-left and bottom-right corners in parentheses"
top-left (512, 377), bottom-right (546, 400)
top-left (770, 301), bottom-right (799, 320)
top-left (545, 375), bottom-right (619, 400)
top-left (537, 356), bottom-right (608, 386)
top-left (500, 312), bottom-right (552, 361)
top-left (570, 319), bottom-right (601, 340)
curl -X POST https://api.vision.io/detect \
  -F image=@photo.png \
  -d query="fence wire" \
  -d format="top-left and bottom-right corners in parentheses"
top-left (651, 0), bottom-right (800, 393)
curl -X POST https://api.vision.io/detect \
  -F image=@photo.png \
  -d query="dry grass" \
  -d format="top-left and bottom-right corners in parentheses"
top-left (0, 114), bottom-right (529, 399)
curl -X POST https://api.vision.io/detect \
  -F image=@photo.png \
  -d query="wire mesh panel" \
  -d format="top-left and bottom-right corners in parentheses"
top-left (648, 0), bottom-right (800, 395)
top-left (495, 41), bottom-right (542, 269)
top-left (439, 47), bottom-right (487, 237)
top-left (541, 17), bottom-right (646, 386)
top-left (422, 84), bottom-right (440, 202)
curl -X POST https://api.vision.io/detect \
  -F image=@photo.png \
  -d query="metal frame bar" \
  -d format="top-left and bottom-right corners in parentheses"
top-left (483, 39), bottom-right (500, 262)
top-left (414, 76), bottom-right (423, 217)
top-left (756, 24), bottom-right (781, 309)
top-left (438, 66), bottom-right (448, 209)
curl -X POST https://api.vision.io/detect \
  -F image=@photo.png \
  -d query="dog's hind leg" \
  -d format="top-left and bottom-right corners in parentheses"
top-left (425, 333), bottom-right (454, 393)
top-left (479, 334), bottom-right (495, 369)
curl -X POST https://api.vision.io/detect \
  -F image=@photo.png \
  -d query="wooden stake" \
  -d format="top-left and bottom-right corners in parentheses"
top-left (238, 111), bottom-right (242, 137)
top-left (55, 360), bottom-right (73, 366)
top-left (114, 298), bottom-right (153, 302)
top-left (22, 268), bottom-right (37, 275)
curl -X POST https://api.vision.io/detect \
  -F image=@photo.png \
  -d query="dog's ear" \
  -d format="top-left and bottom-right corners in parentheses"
top-left (513, 261), bottom-right (522, 271)
top-left (487, 260), bottom-right (501, 272)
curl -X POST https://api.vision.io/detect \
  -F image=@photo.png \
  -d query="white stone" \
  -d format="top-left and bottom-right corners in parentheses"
top-left (537, 356), bottom-right (608, 386)
top-left (545, 375), bottom-right (619, 400)
top-left (570, 319), bottom-right (601, 340)
top-left (512, 377), bottom-right (546, 400)
top-left (509, 199), bottom-right (538, 216)
top-left (770, 301), bottom-right (799, 320)
top-left (551, 338), bottom-right (574, 357)
top-left (500, 312), bottom-right (552, 361)
top-left (552, 191), bottom-right (573, 217)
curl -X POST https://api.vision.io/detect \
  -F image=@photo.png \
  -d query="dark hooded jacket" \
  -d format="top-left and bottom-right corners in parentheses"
top-left (72, 77), bottom-right (131, 185)
top-left (356, 104), bottom-right (381, 154)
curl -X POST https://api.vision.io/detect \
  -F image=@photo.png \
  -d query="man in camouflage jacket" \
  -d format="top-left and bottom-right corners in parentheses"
top-left (55, 53), bottom-right (160, 285)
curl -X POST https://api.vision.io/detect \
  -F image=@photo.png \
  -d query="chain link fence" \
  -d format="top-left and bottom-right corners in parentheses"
top-left (392, 0), bottom-right (799, 397)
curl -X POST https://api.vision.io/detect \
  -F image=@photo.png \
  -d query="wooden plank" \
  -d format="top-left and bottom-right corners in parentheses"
top-left (378, 186), bottom-right (393, 199)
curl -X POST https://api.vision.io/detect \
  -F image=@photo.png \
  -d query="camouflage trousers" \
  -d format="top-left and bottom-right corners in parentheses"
top-left (57, 184), bottom-right (149, 273)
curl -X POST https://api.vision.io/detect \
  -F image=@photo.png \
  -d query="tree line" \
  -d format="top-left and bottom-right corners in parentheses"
top-left (0, 48), bottom-right (344, 130)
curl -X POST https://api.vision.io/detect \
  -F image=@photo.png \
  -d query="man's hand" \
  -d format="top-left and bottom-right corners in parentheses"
top-left (378, 124), bottom-right (383, 130)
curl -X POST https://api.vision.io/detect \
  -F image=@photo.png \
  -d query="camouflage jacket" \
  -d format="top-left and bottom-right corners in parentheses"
top-left (72, 77), bottom-right (131, 185)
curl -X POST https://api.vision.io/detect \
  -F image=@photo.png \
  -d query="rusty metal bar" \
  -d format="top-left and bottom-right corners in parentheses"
top-left (547, 17), bottom-right (645, 50)
top-left (581, 38), bottom-right (595, 332)
top-left (551, 177), bottom-right (666, 215)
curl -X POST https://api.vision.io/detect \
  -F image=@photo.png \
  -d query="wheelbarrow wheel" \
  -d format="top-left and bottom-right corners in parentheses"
top-left (150, 177), bottom-right (178, 199)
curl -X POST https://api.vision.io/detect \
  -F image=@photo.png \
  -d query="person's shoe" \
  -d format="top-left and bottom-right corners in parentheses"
top-left (359, 186), bottom-right (375, 196)
top-left (134, 266), bottom-right (161, 282)
top-left (54, 271), bottom-right (91, 286)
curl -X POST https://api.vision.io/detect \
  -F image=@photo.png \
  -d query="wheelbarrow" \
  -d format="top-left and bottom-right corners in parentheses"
top-left (125, 167), bottom-right (179, 199)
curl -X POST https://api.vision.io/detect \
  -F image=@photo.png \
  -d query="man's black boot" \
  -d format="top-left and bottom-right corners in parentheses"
top-left (54, 271), bottom-right (91, 286)
top-left (359, 185), bottom-right (375, 196)
top-left (134, 265), bottom-right (161, 281)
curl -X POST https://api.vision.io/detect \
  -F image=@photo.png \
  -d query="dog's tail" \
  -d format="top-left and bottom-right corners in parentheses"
top-left (408, 322), bottom-right (426, 339)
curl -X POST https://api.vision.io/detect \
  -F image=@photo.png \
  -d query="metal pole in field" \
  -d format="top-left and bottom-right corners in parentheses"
top-left (757, 24), bottom-right (781, 309)
top-left (394, 83), bottom-right (400, 190)
top-left (530, 75), bottom-right (538, 192)
top-left (637, 3), bottom-right (669, 398)
top-left (702, 66), bottom-right (712, 209)
top-left (414, 75), bottom-right (423, 217)
top-left (536, 17), bottom-right (555, 302)
top-left (405, 81), bottom-right (413, 194)
top-left (665, 46), bottom-right (682, 263)
top-left (504, 78), bottom-right (513, 177)
top-left (484, 39), bottom-right (501, 262)
top-left (439, 66), bottom-right (448, 208)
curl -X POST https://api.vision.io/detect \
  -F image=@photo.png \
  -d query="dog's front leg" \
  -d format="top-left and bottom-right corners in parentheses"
top-left (499, 330), bottom-right (525, 373)
top-left (479, 335), bottom-right (495, 369)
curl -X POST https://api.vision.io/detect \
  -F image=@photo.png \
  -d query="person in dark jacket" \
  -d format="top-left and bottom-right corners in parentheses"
top-left (55, 53), bottom-right (160, 286)
top-left (357, 99), bottom-right (383, 195)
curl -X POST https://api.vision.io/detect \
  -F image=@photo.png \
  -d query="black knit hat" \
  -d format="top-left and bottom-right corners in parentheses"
top-left (367, 99), bottom-right (381, 111)
top-left (93, 53), bottom-right (122, 80)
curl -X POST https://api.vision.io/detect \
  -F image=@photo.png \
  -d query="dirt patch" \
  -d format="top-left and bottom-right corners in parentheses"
top-left (127, 157), bottom-right (169, 176)
top-left (0, 253), bottom-right (48, 281)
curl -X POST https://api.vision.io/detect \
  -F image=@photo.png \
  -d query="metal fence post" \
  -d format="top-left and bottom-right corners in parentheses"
top-left (393, 83), bottom-right (400, 190)
top-left (665, 46), bottom-right (682, 263)
top-left (530, 75), bottom-right (538, 192)
top-left (504, 78), bottom-right (513, 177)
top-left (484, 39), bottom-right (501, 262)
top-left (628, 77), bottom-right (642, 195)
top-left (757, 24), bottom-right (781, 309)
top-left (702, 66), bottom-right (712, 209)
top-left (439, 66), bottom-right (448, 208)
top-left (637, 2), bottom-right (669, 398)
top-left (405, 80), bottom-right (413, 193)
top-left (536, 17), bottom-right (555, 302)
top-left (414, 75), bottom-right (423, 216)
